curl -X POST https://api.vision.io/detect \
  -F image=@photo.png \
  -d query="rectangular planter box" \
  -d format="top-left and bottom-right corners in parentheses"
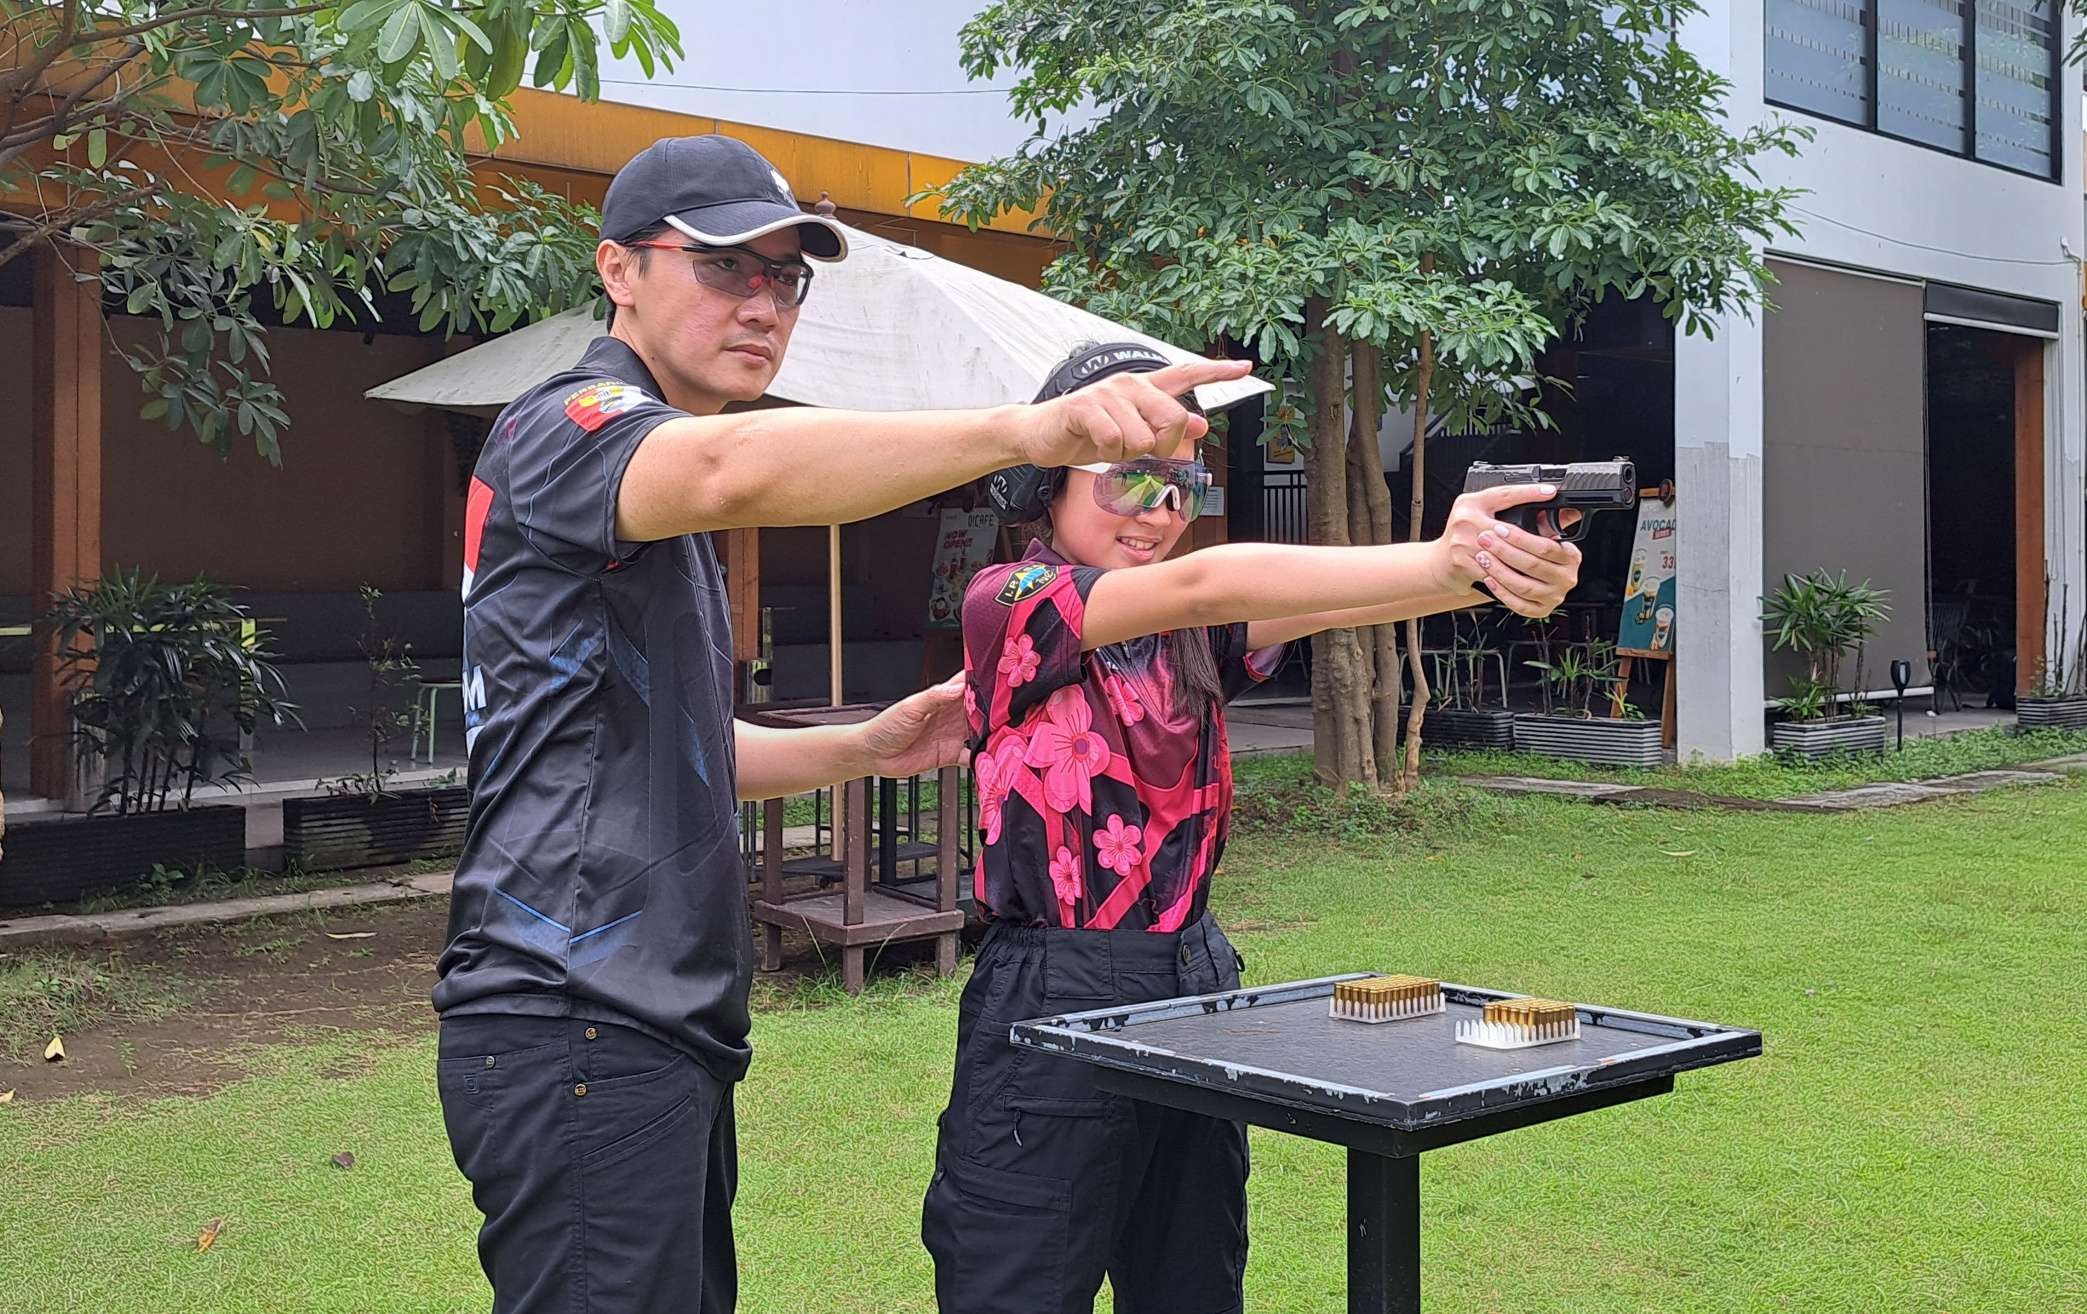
top-left (1513, 714), bottom-right (1665, 768)
top-left (283, 786), bottom-right (471, 872)
top-left (2016, 696), bottom-right (2087, 731)
top-left (1770, 714), bottom-right (1888, 761)
top-left (0, 805), bottom-right (247, 908)
top-left (1419, 707), bottom-right (1517, 750)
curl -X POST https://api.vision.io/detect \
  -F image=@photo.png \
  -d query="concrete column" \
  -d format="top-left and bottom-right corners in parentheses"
top-left (2048, 308), bottom-right (2087, 680)
top-left (2049, 37), bottom-right (2086, 690)
top-left (1669, 0), bottom-right (1768, 763)
top-left (1674, 314), bottom-right (1767, 763)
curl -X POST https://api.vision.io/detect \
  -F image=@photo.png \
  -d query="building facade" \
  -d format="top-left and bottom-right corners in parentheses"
top-left (1676, 0), bottom-right (2084, 760)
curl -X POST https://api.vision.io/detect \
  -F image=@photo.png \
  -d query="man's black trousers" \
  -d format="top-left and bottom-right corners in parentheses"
top-left (438, 1014), bottom-right (737, 1313)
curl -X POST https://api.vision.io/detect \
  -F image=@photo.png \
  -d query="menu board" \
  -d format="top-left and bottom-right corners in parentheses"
top-left (927, 508), bottom-right (1000, 629)
top-left (1616, 495), bottom-right (1677, 654)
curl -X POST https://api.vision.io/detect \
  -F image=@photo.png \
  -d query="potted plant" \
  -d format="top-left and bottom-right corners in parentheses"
top-left (1420, 612), bottom-right (1516, 748)
top-left (1761, 569), bottom-right (1891, 760)
top-left (1514, 638), bottom-right (1664, 767)
top-left (1, 572), bottom-right (295, 907)
top-left (283, 587), bottom-right (470, 870)
top-left (2018, 582), bottom-right (2087, 730)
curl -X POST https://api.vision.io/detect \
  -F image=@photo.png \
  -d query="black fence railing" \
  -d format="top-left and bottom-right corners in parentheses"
top-left (1262, 469), bottom-right (1308, 544)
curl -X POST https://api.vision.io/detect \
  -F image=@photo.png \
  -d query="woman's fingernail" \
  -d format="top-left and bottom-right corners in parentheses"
top-left (1541, 484), bottom-right (1556, 496)
top-left (1477, 532), bottom-right (1495, 549)
top-left (1476, 552), bottom-right (1493, 569)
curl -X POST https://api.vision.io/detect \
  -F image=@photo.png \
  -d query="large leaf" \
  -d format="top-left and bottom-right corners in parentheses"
top-left (422, 11), bottom-right (458, 80)
top-left (447, 8), bottom-right (494, 52)
top-left (335, 0), bottom-right (401, 32)
top-left (487, 14), bottom-right (531, 97)
top-left (376, 2), bottom-right (421, 64)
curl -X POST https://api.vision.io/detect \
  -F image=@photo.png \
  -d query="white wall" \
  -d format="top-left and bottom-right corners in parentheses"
top-left (597, 0), bottom-right (1050, 162)
top-left (1673, 0), bottom-right (2085, 760)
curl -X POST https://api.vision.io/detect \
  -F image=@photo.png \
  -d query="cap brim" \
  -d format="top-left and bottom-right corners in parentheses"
top-left (664, 206), bottom-right (847, 261)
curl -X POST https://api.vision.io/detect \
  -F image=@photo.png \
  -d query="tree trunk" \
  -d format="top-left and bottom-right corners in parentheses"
top-left (1399, 317), bottom-right (1438, 795)
top-left (1346, 342), bottom-right (1402, 785)
top-left (1304, 301), bottom-right (1371, 788)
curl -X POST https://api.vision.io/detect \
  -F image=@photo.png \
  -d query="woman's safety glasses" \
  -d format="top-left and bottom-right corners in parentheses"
top-left (629, 241), bottom-right (815, 309)
top-left (1075, 458), bottom-right (1212, 519)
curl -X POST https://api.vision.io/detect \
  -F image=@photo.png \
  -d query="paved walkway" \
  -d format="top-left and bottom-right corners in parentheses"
top-left (1466, 753), bottom-right (2087, 813)
top-left (1226, 700), bottom-right (1316, 757)
top-left (0, 869), bottom-right (456, 950)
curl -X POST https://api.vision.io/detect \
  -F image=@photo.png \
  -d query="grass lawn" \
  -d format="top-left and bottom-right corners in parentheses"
top-left (3, 771), bottom-right (2083, 1312)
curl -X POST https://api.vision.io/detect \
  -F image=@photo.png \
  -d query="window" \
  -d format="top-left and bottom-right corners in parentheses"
top-left (1879, 0), bottom-right (1966, 149)
top-left (1975, 0), bottom-right (2059, 173)
top-left (1765, 0), bottom-right (2061, 179)
top-left (1767, 0), bottom-right (1870, 124)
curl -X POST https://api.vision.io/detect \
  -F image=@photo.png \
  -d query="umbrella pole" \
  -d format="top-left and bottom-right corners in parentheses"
top-left (828, 521), bottom-right (848, 861)
top-left (828, 523), bottom-right (844, 705)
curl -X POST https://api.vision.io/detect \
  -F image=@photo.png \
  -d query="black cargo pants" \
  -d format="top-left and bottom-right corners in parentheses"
top-left (921, 914), bottom-right (1250, 1314)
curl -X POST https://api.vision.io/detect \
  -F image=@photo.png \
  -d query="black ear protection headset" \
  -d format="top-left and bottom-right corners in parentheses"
top-left (984, 342), bottom-right (1205, 525)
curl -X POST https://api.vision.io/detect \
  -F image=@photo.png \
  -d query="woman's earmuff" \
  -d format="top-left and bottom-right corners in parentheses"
top-left (986, 464), bottom-right (1065, 524)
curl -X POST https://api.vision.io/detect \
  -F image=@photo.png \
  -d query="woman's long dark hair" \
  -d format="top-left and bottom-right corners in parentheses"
top-left (1161, 627), bottom-right (1228, 719)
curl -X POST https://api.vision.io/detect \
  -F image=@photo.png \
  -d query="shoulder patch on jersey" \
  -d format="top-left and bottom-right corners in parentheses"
top-left (563, 381), bottom-right (650, 433)
top-left (996, 563), bottom-right (1059, 606)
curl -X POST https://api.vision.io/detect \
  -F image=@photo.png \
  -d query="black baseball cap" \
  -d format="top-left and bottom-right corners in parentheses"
top-left (601, 135), bottom-right (848, 261)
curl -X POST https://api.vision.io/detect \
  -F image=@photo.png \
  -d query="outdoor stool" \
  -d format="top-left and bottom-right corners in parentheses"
top-left (412, 679), bottom-right (464, 764)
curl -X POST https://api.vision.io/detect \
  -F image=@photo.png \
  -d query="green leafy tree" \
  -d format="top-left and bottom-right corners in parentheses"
top-left (930, 0), bottom-right (1805, 791)
top-left (1, 0), bottom-right (680, 461)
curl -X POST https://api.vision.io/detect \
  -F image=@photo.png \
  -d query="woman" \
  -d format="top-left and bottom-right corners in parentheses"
top-left (920, 343), bottom-right (1582, 1314)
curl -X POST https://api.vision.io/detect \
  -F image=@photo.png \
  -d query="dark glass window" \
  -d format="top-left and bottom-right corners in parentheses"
top-left (1766, 0), bottom-right (2060, 179)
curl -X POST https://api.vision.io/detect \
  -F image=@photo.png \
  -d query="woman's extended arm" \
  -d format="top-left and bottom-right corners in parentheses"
top-left (1081, 484), bottom-right (1581, 651)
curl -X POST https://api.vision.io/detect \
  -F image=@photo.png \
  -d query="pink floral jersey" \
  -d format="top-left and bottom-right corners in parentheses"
top-left (962, 540), bottom-right (1283, 932)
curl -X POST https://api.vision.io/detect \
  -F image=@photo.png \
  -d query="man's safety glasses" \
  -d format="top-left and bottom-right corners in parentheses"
top-left (629, 241), bottom-right (815, 309)
top-left (1074, 458), bottom-right (1212, 519)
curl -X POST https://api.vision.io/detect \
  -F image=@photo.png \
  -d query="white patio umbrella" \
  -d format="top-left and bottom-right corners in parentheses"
top-left (367, 221), bottom-right (1272, 702)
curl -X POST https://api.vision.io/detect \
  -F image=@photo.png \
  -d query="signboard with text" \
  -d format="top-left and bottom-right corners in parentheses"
top-left (1616, 496), bottom-right (1677, 654)
top-left (928, 508), bottom-right (999, 629)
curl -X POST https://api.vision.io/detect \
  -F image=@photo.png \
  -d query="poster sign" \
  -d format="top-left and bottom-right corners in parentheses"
top-left (928, 508), bottom-right (999, 629)
top-left (1616, 495), bottom-right (1677, 654)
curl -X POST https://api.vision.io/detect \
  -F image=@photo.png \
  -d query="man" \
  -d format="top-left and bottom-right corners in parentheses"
top-left (433, 134), bottom-right (1250, 1314)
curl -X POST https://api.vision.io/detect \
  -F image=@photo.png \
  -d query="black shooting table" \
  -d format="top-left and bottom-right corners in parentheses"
top-left (1009, 974), bottom-right (1760, 1314)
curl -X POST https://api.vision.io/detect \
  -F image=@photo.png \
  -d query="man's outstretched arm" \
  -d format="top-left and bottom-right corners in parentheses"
top-left (734, 676), bottom-right (970, 802)
top-left (616, 358), bottom-right (1252, 541)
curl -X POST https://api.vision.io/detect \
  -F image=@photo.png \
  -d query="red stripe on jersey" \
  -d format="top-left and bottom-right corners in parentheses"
top-left (463, 476), bottom-right (495, 577)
